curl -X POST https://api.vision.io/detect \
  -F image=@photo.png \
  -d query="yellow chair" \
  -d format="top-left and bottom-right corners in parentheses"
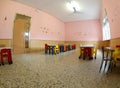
top-left (78, 47), bottom-right (84, 59)
top-left (91, 47), bottom-right (97, 59)
top-left (113, 47), bottom-right (120, 65)
top-left (54, 45), bottom-right (59, 54)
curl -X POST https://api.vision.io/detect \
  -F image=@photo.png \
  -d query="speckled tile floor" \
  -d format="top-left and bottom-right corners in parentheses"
top-left (0, 50), bottom-right (120, 88)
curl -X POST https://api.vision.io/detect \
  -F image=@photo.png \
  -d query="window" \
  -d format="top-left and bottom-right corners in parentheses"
top-left (102, 12), bottom-right (111, 40)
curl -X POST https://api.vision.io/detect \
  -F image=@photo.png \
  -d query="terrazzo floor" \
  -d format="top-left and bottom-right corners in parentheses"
top-left (0, 50), bottom-right (120, 88)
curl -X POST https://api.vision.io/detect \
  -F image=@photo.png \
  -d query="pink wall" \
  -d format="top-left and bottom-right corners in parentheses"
top-left (0, 0), bottom-right (65, 41)
top-left (65, 20), bottom-right (102, 41)
top-left (0, 0), bottom-right (102, 41)
top-left (102, 0), bottom-right (120, 39)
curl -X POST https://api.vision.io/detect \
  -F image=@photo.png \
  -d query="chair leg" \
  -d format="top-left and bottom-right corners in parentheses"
top-left (8, 49), bottom-right (13, 64)
top-left (104, 60), bottom-right (108, 72)
top-left (99, 60), bottom-right (104, 72)
top-left (45, 49), bottom-right (48, 54)
top-left (1, 55), bottom-right (4, 65)
top-left (52, 49), bottom-right (54, 55)
top-left (107, 60), bottom-right (114, 74)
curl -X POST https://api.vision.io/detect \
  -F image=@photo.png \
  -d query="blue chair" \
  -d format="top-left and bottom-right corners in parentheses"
top-left (51, 46), bottom-right (55, 55)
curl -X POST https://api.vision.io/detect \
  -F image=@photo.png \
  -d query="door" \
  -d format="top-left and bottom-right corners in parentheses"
top-left (13, 14), bottom-right (31, 53)
top-left (13, 14), bottom-right (31, 54)
top-left (13, 19), bottom-right (28, 54)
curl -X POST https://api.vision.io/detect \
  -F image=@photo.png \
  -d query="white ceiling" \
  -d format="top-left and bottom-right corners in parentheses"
top-left (12, 0), bottom-right (102, 22)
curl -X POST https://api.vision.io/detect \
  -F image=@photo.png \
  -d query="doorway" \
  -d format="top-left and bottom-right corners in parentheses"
top-left (13, 14), bottom-right (31, 54)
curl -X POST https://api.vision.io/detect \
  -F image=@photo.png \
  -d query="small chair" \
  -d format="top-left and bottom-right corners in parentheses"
top-left (91, 47), bottom-right (97, 59)
top-left (99, 46), bottom-right (114, 73)
top-left (70, 45), bottom-right (72, 50)
top-left (83, 47), bottom-right (92, 60)
top-left (45, 44), bottom-right (48, 54)
top-left (48, 46), bottom-right (52, 54)
top-left (68, 45), bottom-right (71, 51)
top-left (51, 46), bottom-right (55, 55)
top-left (64, 45), bottom-right (66, 52)
top-left (79, 47), bottom-right (84, 59)
top-left (72, 44), bottom-right (76, 50)
top-left (1, 48), bottom-right (13, 65)
top-left (54, 45), bottom-right (59, 54)
top-left (60, 45), bottom-right (64, 52)
top-left (66, 45), bottom-right (68, 51)
top-left (113, 45), bottom-right (120, 66)
top-left (59, 45), bottom-right (62, 52)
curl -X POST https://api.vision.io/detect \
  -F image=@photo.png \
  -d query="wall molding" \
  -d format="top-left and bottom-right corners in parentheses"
top-left (0, 39), bottom-right (110, 53)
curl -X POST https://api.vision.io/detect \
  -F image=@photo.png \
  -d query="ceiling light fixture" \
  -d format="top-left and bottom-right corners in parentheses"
top-left (67, 1), bottom-right (80, 12)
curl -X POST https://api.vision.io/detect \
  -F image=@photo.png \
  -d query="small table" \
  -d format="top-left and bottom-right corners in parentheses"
top-left (79, 45), bottom-right (96, 60)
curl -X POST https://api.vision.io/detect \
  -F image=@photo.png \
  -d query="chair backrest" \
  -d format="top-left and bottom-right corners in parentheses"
top-left (101, 46), bottom-right (109, 59)
top-left (55, 45), bottom-right (59, 50)
top-left (56, 45), bottom-right (59, 48)
top-left (45, 44), bottom-right (48, 49)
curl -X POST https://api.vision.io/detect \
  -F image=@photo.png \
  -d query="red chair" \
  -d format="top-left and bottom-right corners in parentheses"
top-left (1, 49), bottom-right (12, 65)
top-left (66, 45), bottom-right (68, 51)
top-left (64, 45), bottom-right (66, 52)
top-left (116, 45), bottom-right (120, 48)
top-left (72, 44), bottom-right (76, 49)
top-left (72, 45), bottom-right (74, 50)
top-left (45, 44), bottom-right (48, 54)
top-left (83, 47), bottom-right (92, 60)
top-left (74, 44), bottom-right (76, 49)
